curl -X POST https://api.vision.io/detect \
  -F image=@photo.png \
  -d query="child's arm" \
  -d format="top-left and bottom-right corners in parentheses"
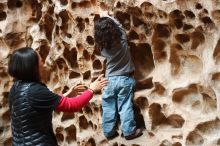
top-left (105, 15), bottom-right (127, 41)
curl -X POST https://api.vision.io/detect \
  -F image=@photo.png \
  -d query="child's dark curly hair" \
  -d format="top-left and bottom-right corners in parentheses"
top-left (94, 17), bottom-right (122, 50)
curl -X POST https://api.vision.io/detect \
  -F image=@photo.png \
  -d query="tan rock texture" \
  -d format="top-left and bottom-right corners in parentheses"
top-left (0, 0), bottom-right (220, 145)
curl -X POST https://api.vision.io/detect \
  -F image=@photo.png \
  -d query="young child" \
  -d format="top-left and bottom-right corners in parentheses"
top-left (94, 15), bottom-right (143, 140)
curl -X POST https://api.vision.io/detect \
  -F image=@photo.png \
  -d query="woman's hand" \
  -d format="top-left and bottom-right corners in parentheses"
top-left (63, 84), bottom-right (87, 97)
top-left (89, 74), bottom-right (108, 92)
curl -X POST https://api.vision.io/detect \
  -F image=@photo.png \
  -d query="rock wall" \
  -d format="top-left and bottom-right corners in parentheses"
top-left (0, 0), bottom-right (220, 145)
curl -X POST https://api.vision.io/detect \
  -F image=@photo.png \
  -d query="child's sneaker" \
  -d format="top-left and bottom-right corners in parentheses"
top-left (125, 128), bottom-right (143, 140)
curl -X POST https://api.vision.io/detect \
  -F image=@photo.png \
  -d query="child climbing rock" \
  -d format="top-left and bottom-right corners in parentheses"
top-left (94, 14), bottom-right (143, 140)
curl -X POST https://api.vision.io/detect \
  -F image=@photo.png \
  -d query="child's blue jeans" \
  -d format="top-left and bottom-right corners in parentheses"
top-left (102, 75), bottom-right (136, 137)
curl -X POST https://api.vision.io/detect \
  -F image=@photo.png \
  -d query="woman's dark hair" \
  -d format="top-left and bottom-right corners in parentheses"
top-left (8, 47), bottom-right (40, 81)
top-left (94, 17), bottom-right (122, 50)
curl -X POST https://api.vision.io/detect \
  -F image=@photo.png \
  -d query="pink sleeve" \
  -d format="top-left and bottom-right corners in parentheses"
top-left (56, 90), bottom-right (93, 112)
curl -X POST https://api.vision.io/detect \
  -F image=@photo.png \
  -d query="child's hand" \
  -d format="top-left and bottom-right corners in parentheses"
top-left (89, 74), bottom-right (108, 92)
top-left (100, 10), bottom-right (109, 17)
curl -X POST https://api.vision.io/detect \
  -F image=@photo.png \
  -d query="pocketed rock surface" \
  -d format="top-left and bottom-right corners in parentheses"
top-left (0, 0), bottom-right (220, 146)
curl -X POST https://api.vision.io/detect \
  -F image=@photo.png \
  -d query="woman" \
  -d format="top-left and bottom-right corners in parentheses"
top-left (8, 47), bottom-right (108, 146)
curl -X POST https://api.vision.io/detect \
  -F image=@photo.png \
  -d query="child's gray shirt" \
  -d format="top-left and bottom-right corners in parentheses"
top-left (100, 16), bottom-right (135, 77)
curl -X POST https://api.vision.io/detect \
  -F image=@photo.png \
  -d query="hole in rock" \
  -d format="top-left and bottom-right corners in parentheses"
top-left (152, 82), bottom-right (166, 95)
top-left (115, 11), bottom-right (131, 30)
top-left (56, 126), bottom-right (64, 133)
top-left (127, 6), bottom-right (142, 17)
top-left (0, 11), bottom-right (6, 21)
top-left (39, 14), bottom-right (54, 41)
top-left (83, 71), bottom-right (91, 80)
top-left (67, 33), bottom-right (72, 38)
top-left (129, 42), bottom-right (155, 80)
top-left (71, 2), bottom-right (77, 9)
top-left (186, 131), bottom-right (204, 145)
top-left (195, 3), bottom-right (203, 9)
top-left (100, 2), bottom-right (108, 10)
top-left (61, 112), bottom-right (75, 122)
top-left (59, 0), bottom-right (68, 5)
top-left (152, 39), bottom-right (167, 60)
top-left (83, 105), bottom-right (93, 115)
top-left (155, 23), bottom-right (171, 38)
top-left (3, 137), bottom-right (12, 146)
top-left (85, 18), bottom-right (89, 24)
top-left (159, 140), bottom-right (172, 146)
top-left (169, 43), bottom-right (181, 75)
top-left (93, 14), bottom-right (100, 22)
top-left (69, 71), bottom-right (81, 79)
top-left (76, 17), bottom-right (85, 32)
top-left (83, 50), bottom-right (90, 61)
top-left (56, 133), bottom-right (64, 142)
top-left (116, 1), bottom-right (121, 8)
top-left (79, 115), bottom-right (89, 129)
top-left (63, 47), bottom-right (78, 69)
top-left (86, 35), bottom-right (94, 45)
top-left (175, 34), bottom-right (190, 44)
top-left (0, 3), bottom-right (4, 10)
top-left (173, 19), bottom-right (183, 29)
top-left (200, 16), bottom-right (214, 26)
top-left (172, 142), bottom-right (182, 146)
top-left (184, 10), bottom-right (196, 19)
top-left (167, 114), bottom-right (185, 128)
top-left (135, 77), bottom-right (154, 91)
top-left (2, 109), bottom-right (10, 122)
top-left (55, 127), bottom-right (64, 142)
top-left (203, 9), bottom-right (209, 14)
top-left (134, 96), bottom-right (148, 109)
top-left (212, 72), bottom-right (220, 81)
top-left (172, 84), bottom-right (198, 103)
top-left (191, 31), bottom-right (205, 50)
top-left (132, 16), bottom-right (145, 27)
top-left (196, 119), bottom-right (220, 135)
top-left (76, 43), bottom-right (84, 51)
top-left (94, 124), bottom-right (97, 130)
top-left (38, 43), bottom-right (50, 63)
top-left (90, 0), bottom-right (96, 5)
top-left (62, 86), bottom-right (69, 94)
top-left (169, 9), bottom-right (185, 20)
top-left (128, 30), bottom-right (139, 40)
top-left (7, 0), bottom-right (23, 9)
top-left (145, 12), bottom-right (156, 19)
top-left (4, 32), bottom-right (24, 48)
top-left (56, 58), bottom-right (67, 70)
top-left (149, 103), bottom-right (167, 129)
top-left (59, 10), bottom-right (70, 24)
top-left (217, 138), bottom-right (220, 145)
top-left (65, 124), bottom-right (76, 142)
top-left (78, 1), bottom-right (91, 8)
top-left (183, 23), bottom-right (194, 31)
top-left (140, 2), bottom-right (153, 11)
top-left (201, 93), bottom-right (216, 112)
top-left (133, 104), bottom-right (146, 129)
top-left (93, 59), bottom-right (102, 70)
top-left (213, 38), bottom-right (220, 59)
top-left (85, 138), bottom-right (96, 146)
top-left (212, 10), bottom-right (220, 21)
top-left (2, 92), bottom-right (9, 107)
